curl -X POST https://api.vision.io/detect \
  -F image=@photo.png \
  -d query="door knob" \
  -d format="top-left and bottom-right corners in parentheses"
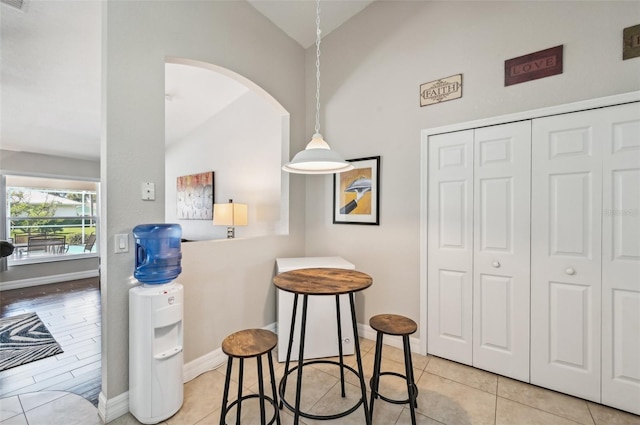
top-left (492, 261), bottom-right (500, 268)
top-left (565, 267), bottom-right (576, 275)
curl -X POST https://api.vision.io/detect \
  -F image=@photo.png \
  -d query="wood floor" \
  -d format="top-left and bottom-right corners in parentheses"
top-left (0, 277), bottom-right (101, 406)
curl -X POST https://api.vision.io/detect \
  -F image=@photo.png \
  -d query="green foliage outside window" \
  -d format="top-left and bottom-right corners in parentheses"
top-left (9, 190), bottom-right (60, 236)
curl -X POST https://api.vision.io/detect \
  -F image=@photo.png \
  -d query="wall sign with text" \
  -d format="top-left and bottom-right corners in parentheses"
top-left (420, 74), bottom-right (462, 107)
top-left (623, 24), bottom-right (640, 60)
top-left (505, 45), bottom-right (563, 87)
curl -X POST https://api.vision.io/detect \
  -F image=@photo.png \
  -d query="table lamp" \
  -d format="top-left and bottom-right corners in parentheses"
top-left (213, 199), bottom-right (248, 239)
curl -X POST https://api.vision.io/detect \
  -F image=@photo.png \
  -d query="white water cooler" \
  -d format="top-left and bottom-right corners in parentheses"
top-left (276, 256), bottom-right (356, 362)
top-left (129, 281), bottom-right (184, 424)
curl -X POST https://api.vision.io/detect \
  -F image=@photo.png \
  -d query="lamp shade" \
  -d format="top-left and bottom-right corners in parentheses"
top-left (283, 133), bottom-right (354, 174)
top-left (213, 201), bottom-right (248, 226)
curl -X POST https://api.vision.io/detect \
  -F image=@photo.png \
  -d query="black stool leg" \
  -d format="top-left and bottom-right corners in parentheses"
top-left (220, 357), bottom-right (233, 425)
top-left (335, 294), bottom-right (346, 397)
top-left (236, 358), bottom-right (244, 424)
top-left (349, 294), bottom-right (371, 425)
top-left (257, 354), bottom-right (266, 425)
top-left (268, 351), bottom-right (281, 425)
top-left (369, 331), bottom-right (384, 418)
top-left (403, 335), bottom-right (417, 424)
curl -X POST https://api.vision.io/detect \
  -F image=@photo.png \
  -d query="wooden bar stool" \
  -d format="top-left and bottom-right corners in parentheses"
top-left (369, 314), bottom-right (418, 425)
top-left (219, 329), bottom-right (280, 425)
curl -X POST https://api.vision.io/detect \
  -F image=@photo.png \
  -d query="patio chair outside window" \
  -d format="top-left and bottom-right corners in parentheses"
top-left (84, 233), bottom-right (97, 252)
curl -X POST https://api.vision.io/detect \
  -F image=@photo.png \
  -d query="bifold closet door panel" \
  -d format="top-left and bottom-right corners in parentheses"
top-left (472, 121), bottom-right (531, 382)
top-left (601, 102), bottom-right (640, 415)
top-left (531, 108), bottom-right (604, 403)
top-left (427, 130), bottom-right (474, 364)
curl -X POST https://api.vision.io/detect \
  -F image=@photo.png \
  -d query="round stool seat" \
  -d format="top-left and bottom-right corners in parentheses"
top-left (222, 329), bottom-right (277, 358)
top-left (220, 329), bottom-right (280, 424)
top-left (370, 314), bottom-right (417, 336)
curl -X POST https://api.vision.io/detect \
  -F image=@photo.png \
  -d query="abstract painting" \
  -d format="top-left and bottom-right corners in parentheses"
top-left (177, 171), bottom-right (214, 220)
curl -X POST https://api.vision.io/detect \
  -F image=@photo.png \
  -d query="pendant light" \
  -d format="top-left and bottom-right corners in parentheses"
top-left (282, 0), bottom-right (354, 175)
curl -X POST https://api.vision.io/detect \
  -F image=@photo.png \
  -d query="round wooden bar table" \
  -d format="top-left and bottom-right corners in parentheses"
top-left (273, 268), bottom-right (373, 425)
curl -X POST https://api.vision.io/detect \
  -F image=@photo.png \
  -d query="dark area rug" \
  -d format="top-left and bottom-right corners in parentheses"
top-left (0, 312), bottom-right (63, 372)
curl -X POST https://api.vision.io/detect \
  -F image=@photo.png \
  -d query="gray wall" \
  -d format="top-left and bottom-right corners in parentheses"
top-left (0, 150), bottom-right (100, 283)
top-left (303, 1), bottom-right (640, 331)
top-left (101, 0), bottom-right (306, 402)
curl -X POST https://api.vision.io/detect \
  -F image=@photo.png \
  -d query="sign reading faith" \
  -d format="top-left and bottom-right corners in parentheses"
top-left (505, 45), bottom-right (563, 87)
top-left (623, 24), bottom-right (640, 60)
top-left (420, 74), bottom-right (462, 107)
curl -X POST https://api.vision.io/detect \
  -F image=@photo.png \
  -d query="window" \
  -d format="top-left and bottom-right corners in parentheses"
top-left (4, 175), bottom-right (99, 264)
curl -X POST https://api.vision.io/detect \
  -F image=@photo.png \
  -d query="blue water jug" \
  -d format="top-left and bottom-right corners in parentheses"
top-left (133, 223), bottom-right (182, 285)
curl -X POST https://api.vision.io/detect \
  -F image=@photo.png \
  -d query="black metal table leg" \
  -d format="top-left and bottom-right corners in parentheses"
top-left (335, 294), bottom-right (346, 397)
top-left (268, 352), bottom-right (282, 425)
top-left (293, 295), bottom-right (309, 424)
top-left (349, 293), bottom-right (372, 425)
top-left (279, 293), bottom-right (299, 409)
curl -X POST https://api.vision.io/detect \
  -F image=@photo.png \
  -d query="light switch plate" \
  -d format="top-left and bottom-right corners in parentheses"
top-left (142, 182), bottom-right (155, 201)
top-left (115, 233), bottom-right (129, 253)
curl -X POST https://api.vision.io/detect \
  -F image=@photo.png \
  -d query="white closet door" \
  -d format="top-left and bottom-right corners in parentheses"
top-left (473, 122), bottom-right (531, 381)
top-left (601, 102), bottom-right (640, 414)
top-left (531, 109), bottom-right (604, 402)
top-left (428, 130), bottom-right (474, 364)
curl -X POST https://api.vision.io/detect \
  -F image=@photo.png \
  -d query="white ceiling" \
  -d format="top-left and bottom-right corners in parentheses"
top-left (0, 0), bottom-right (373, 162)
top-left (164, 63), bottom-right (250, 148)
top-left (247, 0), bottom-right (373, 49)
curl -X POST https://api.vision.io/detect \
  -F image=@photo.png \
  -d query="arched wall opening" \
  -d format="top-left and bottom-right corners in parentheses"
top-left (164, 57), bottom-right (290, 240)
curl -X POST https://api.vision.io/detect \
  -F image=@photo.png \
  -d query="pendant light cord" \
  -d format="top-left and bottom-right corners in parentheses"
top-left (315, 0), bottom-right (321, 135)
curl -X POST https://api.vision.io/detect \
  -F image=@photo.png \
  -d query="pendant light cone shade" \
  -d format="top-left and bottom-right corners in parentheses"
top-left (283, 133), bottom-right (354, 174)
top-left (282, 0), bottom-right (354, 175)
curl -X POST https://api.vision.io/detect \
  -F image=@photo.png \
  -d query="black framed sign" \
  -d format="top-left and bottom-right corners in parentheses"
top-left (333, 156), bottom-right (380, 225)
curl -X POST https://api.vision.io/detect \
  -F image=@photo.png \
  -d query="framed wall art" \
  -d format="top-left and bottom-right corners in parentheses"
top-left (176, 171), bottom-right (214, 220)
top-left (333, 156), bottom-right (380, 225)
top-left (623, 24), bottom-right (640, 60)
top-left (504, 45), bottom-right (563, 86)
top-left (420, 74), bottom-right (463, 107)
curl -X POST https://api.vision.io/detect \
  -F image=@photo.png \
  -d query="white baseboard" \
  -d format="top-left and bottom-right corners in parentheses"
top-left (182, 347), bottom-right (227, 383)
top-left (263, 321), bottom-right (277, 333)
top-left (98, 390), bottom-right (129, 424)
top-left (0, 270), bottom-right (99, 291)
top-left (182, 322), bottom-right (277, 382)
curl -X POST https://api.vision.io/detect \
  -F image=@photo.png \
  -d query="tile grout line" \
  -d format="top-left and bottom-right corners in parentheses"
top-left (496, 396), bottom-right (587, 425)
top-left (422, 369), bottom-right (498, 397)
top-left (585, 402), bottom-right (598, 425)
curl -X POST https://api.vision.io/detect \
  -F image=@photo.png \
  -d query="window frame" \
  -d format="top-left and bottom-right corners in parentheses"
top-left (3, 174), bottom-right (100, 266)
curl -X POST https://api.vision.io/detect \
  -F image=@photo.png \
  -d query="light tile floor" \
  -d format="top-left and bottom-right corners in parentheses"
top-left (1, 339), bottom-right (639, 425)
top-left (0, 391), bottom-right (100, 425)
